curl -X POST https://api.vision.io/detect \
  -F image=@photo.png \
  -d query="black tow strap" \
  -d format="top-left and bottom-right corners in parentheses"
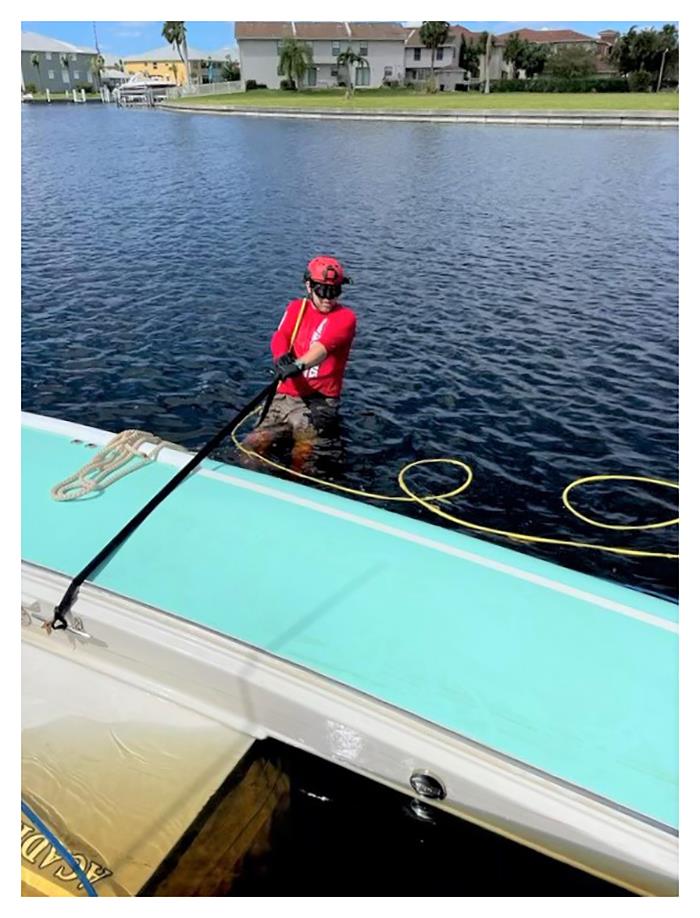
top-left (51, 378), bottom-right (278, 630)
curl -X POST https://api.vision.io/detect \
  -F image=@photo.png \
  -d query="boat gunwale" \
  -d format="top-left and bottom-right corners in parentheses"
top-left (21, 558), bottom-right (678, 841)
top-left (20, 412), bottom-right (679, 633)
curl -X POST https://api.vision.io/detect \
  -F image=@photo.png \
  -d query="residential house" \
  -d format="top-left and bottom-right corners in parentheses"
top-left (232, 22), bottom-right (625, 93)
top-left (121, 46), bottom-right (232, 86)
top-left (403, 25), bottom-right (482, 89)
top-left (497, 28), bottom-right (618, 76)
top-left (235, 22), bottom-right (407, 88)
top-left (450, 27), bottom-right (509, 84)
top-left (21, 31), bottom-right (100, 92)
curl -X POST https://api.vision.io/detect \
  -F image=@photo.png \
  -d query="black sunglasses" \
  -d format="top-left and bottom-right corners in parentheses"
top-left (311, 282), bottom-right (342, 300)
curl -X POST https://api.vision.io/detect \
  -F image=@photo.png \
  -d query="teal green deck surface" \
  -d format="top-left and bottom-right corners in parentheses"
top-left (22, 423), bottom-right (678, 828)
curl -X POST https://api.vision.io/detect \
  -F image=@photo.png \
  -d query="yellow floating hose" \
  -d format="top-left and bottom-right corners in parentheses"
top-left (238, 306), bottom-right (676, 559)
top-left (232, 412), bottom-right (678, 559)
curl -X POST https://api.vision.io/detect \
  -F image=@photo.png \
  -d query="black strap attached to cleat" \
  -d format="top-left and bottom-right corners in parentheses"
top-left (51, 379), bottom-right (278, 629)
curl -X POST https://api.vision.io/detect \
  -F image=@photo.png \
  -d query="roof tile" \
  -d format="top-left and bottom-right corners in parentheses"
top-left (234, 22), bottom-right (295, 40)
top-left (497, 28), bottom-right (597, 44)
top-left (235, 21), bottom-right (406, 41)
top-left (404, 26), bottom-right (466, 48)
top-left (21, 30), bottom-right (94, 55)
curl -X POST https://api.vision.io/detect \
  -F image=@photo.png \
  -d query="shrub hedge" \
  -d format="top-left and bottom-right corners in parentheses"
top-left (490, 77), bottom-right (630, 93)
top-left (627, 70), bottom-right (652, 92)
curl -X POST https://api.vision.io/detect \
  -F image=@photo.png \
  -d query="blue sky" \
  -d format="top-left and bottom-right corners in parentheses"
top-left (21, 21), bottom-right (675, 57)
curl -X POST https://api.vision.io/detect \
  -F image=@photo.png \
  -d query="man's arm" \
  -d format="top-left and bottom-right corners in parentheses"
top-left (295, 341), bottom-right (327, 370)
top-left (317, 310), bottom-right (356, 358)
top-left (270, 302), bottom-right (299, 359)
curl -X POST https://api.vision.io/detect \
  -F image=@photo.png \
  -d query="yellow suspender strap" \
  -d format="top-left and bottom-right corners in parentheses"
top-left (290, 297), bottom-right (307, 349)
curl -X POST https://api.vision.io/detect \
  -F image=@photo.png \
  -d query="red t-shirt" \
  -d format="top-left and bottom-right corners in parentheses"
top-left (271, 297), bottom-right (356, 398)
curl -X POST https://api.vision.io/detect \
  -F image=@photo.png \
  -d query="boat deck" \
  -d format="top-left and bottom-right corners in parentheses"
top-left (21, 638), bottom-right (256, 896)
top-left (21, 414), bottom-right (678, 831)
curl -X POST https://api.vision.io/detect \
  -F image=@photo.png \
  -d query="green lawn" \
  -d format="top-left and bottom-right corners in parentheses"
top-left (171, 88), bottom-right (678, 112)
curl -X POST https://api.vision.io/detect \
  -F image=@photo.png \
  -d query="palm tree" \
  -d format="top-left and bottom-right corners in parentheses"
top-left (278, 37), bottom-right (313, 90)
top-left (30, 53), bottom-right (41, 89)
top-left (503, 32), bottom-right (527, 78)
top-left (476, 31), bottom-right (493, 93)
top-left (419, 21), bottom-right (450, 92)
top-left (162, 20), bottom-right (191, 86)
top-left (656, 23), bottom-right (678, 91)
top-left (90, 53), bottom-right (105, 90)
top-left (336, 46), bottom-right (368, 98)
top-left (222, 55), bottom-right (240, 82)
top-left (458, 35), bottom-right (481, 79)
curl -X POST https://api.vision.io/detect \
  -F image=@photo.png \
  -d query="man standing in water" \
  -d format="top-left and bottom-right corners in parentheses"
top-left (241, 255), bottom-right (356, 473)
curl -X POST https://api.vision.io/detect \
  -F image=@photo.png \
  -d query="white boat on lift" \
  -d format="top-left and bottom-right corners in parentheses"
top-left (113, 72), bottom-right (178, 107)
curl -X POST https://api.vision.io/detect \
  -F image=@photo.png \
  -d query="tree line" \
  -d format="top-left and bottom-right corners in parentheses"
top-left (459, 23), bottom-right (678, 92)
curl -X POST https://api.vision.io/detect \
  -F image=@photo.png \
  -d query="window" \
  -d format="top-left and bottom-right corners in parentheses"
top-left (413, 48), bottom-right (421, 60)
top-left (384, 66), bottom-right (392, 77)
top-left (45, 52), bottom-right (52, 60)
top-left (437, 48), bottom-right (444, 61)
top-left (331, 67), bottom-right (338, 77)
top-left (73, 71), bottom-right (80, 80)
top-left (332, 40), bottom-right (340, 55)
top-left (62, 70), bottom-right (69, 83)
top-left (47, 69), bottom-right (54, 79)
top-left (307, 67), bottom-right (317, 87)
top-left (359, 42), bottom-right (368, 56)
top-left (356, 65), bottom-right (370, 86)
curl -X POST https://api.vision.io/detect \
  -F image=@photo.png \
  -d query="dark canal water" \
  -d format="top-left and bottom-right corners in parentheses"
top-left (21, 105), bottom-right (678, 602)
top-left (21, 104), bottom-right (676, 894)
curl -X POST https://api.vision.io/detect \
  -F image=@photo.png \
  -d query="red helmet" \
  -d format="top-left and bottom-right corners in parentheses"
top-left (304, 255), bottom-right (350, 286)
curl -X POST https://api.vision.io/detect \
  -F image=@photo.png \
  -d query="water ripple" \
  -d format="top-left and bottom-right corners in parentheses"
top-left (22, 107), bottom-right (678, 599)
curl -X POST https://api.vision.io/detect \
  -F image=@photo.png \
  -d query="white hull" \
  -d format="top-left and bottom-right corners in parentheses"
top-left (22, 561), bottom-right (678, 895)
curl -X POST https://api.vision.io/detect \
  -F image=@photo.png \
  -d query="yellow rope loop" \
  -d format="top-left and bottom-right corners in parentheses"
top-left (233, 408), bottom-right (678, 560)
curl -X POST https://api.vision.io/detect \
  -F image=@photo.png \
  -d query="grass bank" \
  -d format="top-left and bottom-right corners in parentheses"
top-left (170, 88), bottom-right (678, 112)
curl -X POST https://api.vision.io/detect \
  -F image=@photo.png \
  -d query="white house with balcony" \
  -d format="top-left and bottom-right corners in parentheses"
top-left (235, 22), bottom-right (407, 89)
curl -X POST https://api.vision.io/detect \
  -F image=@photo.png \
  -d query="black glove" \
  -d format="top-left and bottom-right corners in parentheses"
top-left (275, 353), bottom-right (304, 380)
